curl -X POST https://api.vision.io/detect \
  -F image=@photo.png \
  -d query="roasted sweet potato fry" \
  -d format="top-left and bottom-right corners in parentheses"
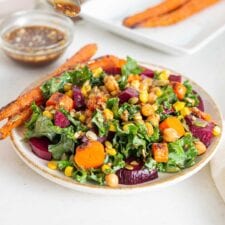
top-left (123, 0), bottom-right (189, 28)
top-left (88, 55), bottom-right (125, 71)
top-left (0, 108), bottom-right (32, 140)
top-left (138, 0), bottom-right (219, 27)
top-left (0, 44), bottom-right (98, 122)
top-left (0, 88), bottom-right (43, 122)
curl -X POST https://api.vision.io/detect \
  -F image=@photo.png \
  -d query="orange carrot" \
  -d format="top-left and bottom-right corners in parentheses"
top-left (46, 92), bottom-right (74, 111)
top-left (138, 0), bottom-right (219, 27)
top-left (123, 0), bottom-right (189, 28)
top-left (0, 44), bottom-right (98, 122)
top-left (159, 116), bottom-right (185, 137)
top-left (74, 141), bottom-right (105, 169)
top-left (0, 88), bottom-right (43, 122)
top-left (152, 143), bottom-right (169, 163)
top-left (0, 108), bottom-right (32, 140)
top-left (173, 82), bottom-right (187, 100)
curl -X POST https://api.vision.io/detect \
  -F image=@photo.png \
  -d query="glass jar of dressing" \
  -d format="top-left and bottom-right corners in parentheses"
top-left (0, 10), bottom-right (74, 65)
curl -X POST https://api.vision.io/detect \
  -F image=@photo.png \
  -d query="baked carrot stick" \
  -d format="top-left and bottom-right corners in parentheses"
top-left (123, 0), bottom-right (189, 28)
top-left (0, 108), bottom-right (32, 140)
top-left (0, 44), bottom-right (98, 122)
top-left (138, 0), bottom-right (219, 27)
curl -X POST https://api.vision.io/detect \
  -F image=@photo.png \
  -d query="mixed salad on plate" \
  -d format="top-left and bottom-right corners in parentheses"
top-left (24, 57), bottom-right (221, 187)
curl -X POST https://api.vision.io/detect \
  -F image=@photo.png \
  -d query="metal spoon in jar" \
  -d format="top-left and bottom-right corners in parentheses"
top-left (36, 0), bottom-right (81, 17)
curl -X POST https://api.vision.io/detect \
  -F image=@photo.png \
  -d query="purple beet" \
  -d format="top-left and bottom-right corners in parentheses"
top-left (116, 168), bottom-right (158, 185)
top-left (163, 107), bottom-right (175, 115)
top-left (169, 75), bottom-right (182, 83)
top-left (104, 67), bottom-right (121, 75)
top-left (73, 86), bottom-right (85, 110)
top-left (185, 115), bottom-right (214, 147)
top-left (97, 136), bottom-right (107, 143)
top-left (29, 137), bottom-right (52, 160)
top-left (141, 69), bottom-right (154, 78)
top-left (81, 135), bottom-right (89, 143)
top-left (54, 111), bottom-right (70, 128)
top-left (116, 158), bottom-right (158, 185)
top-left (193, 91), bottom-right (204, 112)
top-left (118, 87), bottom-right (139, 104)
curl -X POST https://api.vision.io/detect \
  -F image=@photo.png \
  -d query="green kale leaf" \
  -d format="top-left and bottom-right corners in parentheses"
top-left (25, 102), bottom-right (42, 129)
top-left (118, 57), bottom-right (143, 90)
top-left (92, 110), bottom-right (108, 137)
top-left (48, 134), bottom-right (75, 160)
top-left (158, 134), bottom-right (198, 172)
top-left (183, 80), bottom-right (199, 107)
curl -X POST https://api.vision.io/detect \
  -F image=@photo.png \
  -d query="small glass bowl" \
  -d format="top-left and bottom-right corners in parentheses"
top-left (0, 10), bottom-right (74, 65)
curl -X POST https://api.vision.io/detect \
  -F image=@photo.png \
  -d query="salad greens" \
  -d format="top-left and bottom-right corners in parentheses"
top-left (24, 56), bottom-right (216, 187)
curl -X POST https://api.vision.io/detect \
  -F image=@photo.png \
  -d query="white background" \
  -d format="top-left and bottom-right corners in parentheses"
top-left (0, 19), bottom-right (225, 225)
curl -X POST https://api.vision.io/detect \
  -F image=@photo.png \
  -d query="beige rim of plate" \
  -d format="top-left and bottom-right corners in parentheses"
top-left (10, 62), bottom-right (223, 195)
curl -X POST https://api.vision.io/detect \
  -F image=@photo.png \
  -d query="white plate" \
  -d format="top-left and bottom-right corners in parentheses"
top-left (81, 0), bottom-right (225, 55)
top-left (10, 62), bottom-right (223, 195)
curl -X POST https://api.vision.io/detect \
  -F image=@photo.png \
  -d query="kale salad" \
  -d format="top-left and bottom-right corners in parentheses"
top-left (25, 57), bottom-right (221, 187)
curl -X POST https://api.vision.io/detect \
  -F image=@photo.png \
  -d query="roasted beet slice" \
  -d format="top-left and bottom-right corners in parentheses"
top-left (73, 86), bottom-right (85, 110)
top-left (104, 67), bottom-right (121, 75)
top-left (141, 69), bottom-right (154, 78)
top-left (163, 107), bottom-right (175, 115)
top-left (54, 111), bottom-right (70, 128)
top-left (116, 157), bottom-right (158, 185)
top-left (118, 87), bottom-right (139, 104)
top-left (97, 136), bottom-right (107, 143)
top-left (116, 168), bottom-right (158, 185)
top-left (185, 115), bottom-right (214, 147)
top-left (29, 137), bottom-right (52, 160)
top-left (169, 75), bottom-right (182, 83)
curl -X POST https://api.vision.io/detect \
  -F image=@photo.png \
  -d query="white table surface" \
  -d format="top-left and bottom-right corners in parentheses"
top-left (0, 20), bottom-right (225, 225)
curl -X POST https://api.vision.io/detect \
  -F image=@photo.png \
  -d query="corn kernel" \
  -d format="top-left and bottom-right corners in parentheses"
top-left (180, 107), bottom-right (191, 117)
top-left (130, 80), bottom-right (140, 90)
top-left (64, 83), bottom-right (73, 92)
top-left (81, 81), bottom-right (91, 97)
top-left (43, 110), bottom-right (53, 120)
top-left (103, 108), bottom-right (114, 120)
top-left (128, 97), bottom-right (139, 104)
top-left (141, 104), bottom-right (154, 117)
top-left (101, 164), bottom-right (111, 173)
top-left (139, 83), bottom-right (148, 92)
top-left (79, 114), bottom-right (86, 123)
top-left (92, 67), bottom-right (103, 77)
top-left (123, 123), bottom-right (131, 131)
top-left (106, 148), bottom-right (117, 156)
top-left (159, 71), bottom-right (169, 80)
top-left (64, 166), bottom-right (74, 177)
top-left (213, 126), bottom-right (221, 136)
top-left (48, 161), bottom-right (57, 170)
top-left (140, 91), bottom-right (148, 103)
top-left (109, 123), bottom-right (116, 132)
top-left (173, 101), bottom-right (186, 112)
top-left (155, 88), bottom-right (163, 97)
top-left (145, 122), bottom-right (154, 136)
top-left (105, 141), bottom-right (113, 149)
top-left (134, 112), bottom-right (143, 121)
top-left (65, 90), bottom-right (73, 98)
